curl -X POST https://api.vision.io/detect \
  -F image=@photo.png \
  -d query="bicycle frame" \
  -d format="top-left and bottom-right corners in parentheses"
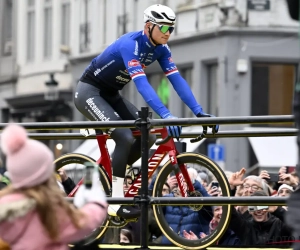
top-left (68, 127), bottom-right (195, 197)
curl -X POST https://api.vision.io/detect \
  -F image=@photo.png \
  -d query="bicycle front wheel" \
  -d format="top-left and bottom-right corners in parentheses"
top-left (152, 153), bottom-right (232, 249)
top-left (54, 153), bottom-right (111, 247)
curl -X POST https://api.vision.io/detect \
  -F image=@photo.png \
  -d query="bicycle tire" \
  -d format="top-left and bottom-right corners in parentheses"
top-left (54, 153), bottom-right (111, 247)
top-left (152, 153), bottom-right (232, 249)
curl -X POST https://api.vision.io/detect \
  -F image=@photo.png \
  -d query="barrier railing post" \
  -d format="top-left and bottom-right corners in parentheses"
top-left (136, 107), bottom-right (150, 250)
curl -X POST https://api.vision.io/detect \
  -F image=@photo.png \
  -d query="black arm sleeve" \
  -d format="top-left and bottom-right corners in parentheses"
top-left (271, 206), bottom-right (286, 221)
top-left (62, 177), bottom-right (76, 195)
top-left (228, 206), bottom-right (248, 240)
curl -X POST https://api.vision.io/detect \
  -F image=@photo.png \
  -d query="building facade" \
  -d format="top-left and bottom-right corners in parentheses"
top-left (0, 0), bottom-right (17, 123)
top-left (2, 0), bottom-right (299, 171)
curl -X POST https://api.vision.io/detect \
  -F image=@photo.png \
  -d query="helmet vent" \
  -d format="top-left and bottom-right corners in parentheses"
top-left (151, 11), bottom-right (164, 20)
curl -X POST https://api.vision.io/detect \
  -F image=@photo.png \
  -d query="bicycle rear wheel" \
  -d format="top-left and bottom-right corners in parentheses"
top-left (54, 153), bottom-right (111, 247)
top-left (152, 153), bottom-right (232, 249)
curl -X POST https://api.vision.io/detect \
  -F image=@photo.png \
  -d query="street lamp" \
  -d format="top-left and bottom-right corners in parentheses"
top-left (44, 73), bottom-right (59, 101)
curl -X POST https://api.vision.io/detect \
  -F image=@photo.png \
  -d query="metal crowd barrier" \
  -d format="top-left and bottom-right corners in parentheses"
top-left (0, 109), bottom-right (296, 250)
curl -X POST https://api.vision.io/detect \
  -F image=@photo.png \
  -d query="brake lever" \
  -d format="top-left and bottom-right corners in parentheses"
top-left (190, 126), bottom-right (208, 143)
top-left (155, 135), bottom-right (172, 146)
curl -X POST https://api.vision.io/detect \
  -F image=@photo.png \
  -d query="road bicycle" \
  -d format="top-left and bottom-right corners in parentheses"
top-left (54, 127), bottom-right (232, 249)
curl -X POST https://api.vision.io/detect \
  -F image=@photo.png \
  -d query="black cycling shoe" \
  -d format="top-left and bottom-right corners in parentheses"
top-left (116, 205), bottom-right (141, 220)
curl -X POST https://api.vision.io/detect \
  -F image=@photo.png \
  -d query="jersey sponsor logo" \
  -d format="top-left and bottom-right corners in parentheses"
top-left (128, 59), bottom-right (140, 67)
top-left (116, 75), bottom-right (130, 83)
top-left (168, 57), bottom-right (173, 63)
top-left (146, 53), bottom-right (153, 61)
top-left (134, 41), bottom-right (138, 56)
top-left (94, 68), bottom-right (101, 76)
top-left (145, 59), bottom-right (152, 63)
top-left (86, 98), bottom-right (110, 121)
top-left (94, 60), bottom-right (115, 76)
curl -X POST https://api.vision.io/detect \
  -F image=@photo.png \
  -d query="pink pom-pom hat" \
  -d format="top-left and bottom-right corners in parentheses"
top-left (0, 124), bottom-right (54, 188)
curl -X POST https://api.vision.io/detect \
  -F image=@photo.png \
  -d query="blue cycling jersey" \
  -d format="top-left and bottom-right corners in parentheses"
top-left (80, 30), bottom-right (203, 118)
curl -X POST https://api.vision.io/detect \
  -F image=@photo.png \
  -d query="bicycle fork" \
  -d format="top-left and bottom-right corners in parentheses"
top-left (169, 150), bottom-right (195, 197)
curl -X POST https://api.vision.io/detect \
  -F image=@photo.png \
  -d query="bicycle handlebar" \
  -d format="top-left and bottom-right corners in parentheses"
top-left (155, 135), bottom-right (172, 145)
top-left (190, 126), bottom-right (208, 143)
top-left (155, 126), bottom-right (209, 145)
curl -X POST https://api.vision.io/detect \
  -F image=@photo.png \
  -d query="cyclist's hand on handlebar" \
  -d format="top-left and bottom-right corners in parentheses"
top-left (196, 112), bottom-right (219, 134)
top-left (162, 114), bottom-right (182, 138)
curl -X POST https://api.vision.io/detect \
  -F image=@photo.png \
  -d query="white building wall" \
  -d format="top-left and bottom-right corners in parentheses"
top-left (16, 0), bottom-right (72, 96)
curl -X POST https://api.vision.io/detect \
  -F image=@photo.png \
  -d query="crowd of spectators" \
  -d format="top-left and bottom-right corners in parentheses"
top-left (0, 131), bottom-right (298, 249)
top-left (104, 165), bottom-right (298, 247)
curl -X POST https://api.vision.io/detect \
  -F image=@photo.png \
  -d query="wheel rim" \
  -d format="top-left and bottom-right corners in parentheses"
top-left (152, 153), bottom-right (232, 249)
top-left (54, 153), bottom-right (111, 247)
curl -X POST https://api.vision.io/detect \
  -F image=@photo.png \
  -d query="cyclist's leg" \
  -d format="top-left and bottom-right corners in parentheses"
top-left (109, 95), bottom-right (156, 165)
top-left (74, 81), bottom-right (140, 219)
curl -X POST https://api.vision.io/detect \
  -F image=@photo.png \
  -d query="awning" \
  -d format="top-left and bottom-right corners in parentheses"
top-left (71, 126), bottom-right (206, 168)
top-left (5, 91), bottom-right (73, 117)
top-left (245, 127), bottom-right (297, 170)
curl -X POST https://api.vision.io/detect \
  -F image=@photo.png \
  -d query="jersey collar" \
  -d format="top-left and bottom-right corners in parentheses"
top-left (142, 31), bottom-right (156, 50)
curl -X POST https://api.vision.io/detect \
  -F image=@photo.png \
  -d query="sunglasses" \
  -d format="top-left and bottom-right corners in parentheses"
top-left (150, 21), bottom-right (175, 34)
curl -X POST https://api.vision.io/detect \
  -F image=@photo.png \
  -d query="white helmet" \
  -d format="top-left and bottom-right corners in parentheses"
top-left (144, 4), bottom-right (176, 25)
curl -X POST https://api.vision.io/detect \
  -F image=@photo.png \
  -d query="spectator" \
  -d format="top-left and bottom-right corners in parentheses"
top-left (235, 175), bottom-right (269, 216)
top-left (123, 174), bottom-right (133, 194)
top-left (160, 179), bottom-right (212, 244)
top-left (277, 184), bottom-right (293, 197)
top-left (228, 168), bottom-right (246, 196)
top-left (207, 181), bottom-right (222, 197)
top-left (0, 124), bottom-right (108, 250)
top-left (187, 167), bottom-right (198, 184)
top-left (57, 168), bottom-right (76, 195)
top-left (229, 190), bottom-right (291, 246)
top-left (183, 206), bottom-right (240, 246)
top-left (198, 171), bottom-right (209, 188)
top-left (119, 228), bottom-right (133, 244)
top-left (162, 182), bottom-right (171, 196)
top-left (279, 171), bottom-right (299, 190)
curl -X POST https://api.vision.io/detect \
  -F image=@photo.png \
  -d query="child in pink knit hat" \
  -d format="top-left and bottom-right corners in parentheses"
top-left (0, 124), bottom-right (108, 250)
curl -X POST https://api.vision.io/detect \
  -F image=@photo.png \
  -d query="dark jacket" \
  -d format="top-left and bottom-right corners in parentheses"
top-left (218, 229), bottom-right (240, 246)
top-left (161, 180), bottom-right (212, 245)
top-left (229, 206), bottom-right (292, 246)
top-left (62, 177), bottom-right (76, 195)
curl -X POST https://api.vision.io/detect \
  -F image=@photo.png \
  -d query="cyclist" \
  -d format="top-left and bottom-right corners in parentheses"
top-left (74, 4), bottom-right (219, 220)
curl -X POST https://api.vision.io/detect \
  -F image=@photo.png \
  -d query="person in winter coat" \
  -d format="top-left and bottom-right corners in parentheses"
top-left (229, 190), bottom-right (291, 246)
top-left (183, 205), bottom-right (240, 246)
top-left (160, 179), bottom-right (212, 245)
top-left (0, 124), bottom-right (108, 250)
